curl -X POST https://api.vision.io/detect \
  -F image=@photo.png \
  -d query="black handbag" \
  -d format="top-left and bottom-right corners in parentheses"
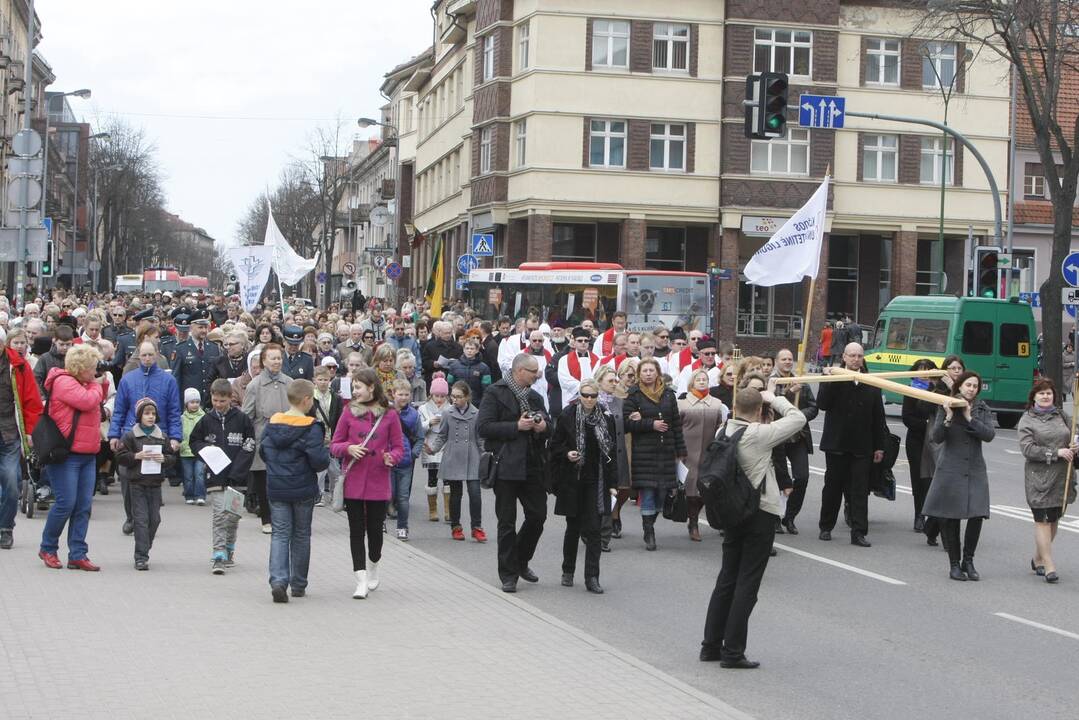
top-left (662, 485), bottom-right (689, 522)
top-left (31, 395), bottom-right (82, 466)
top-left (478, 448), bottom-right (502, 489)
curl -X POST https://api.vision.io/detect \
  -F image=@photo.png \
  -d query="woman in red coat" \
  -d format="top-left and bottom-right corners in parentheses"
top-left (39, 344), bottom-right (109, 571)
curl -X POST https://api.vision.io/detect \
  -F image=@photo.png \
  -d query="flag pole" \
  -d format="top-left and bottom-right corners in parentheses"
top-left (793, 167), bottom-right (830, 403)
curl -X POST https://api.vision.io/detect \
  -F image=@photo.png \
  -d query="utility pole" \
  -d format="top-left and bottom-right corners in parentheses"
top-left (14, 0), bottom-right (35, 310)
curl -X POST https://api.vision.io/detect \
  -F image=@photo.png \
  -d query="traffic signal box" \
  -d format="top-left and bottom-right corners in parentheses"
top-left (744, 72), bottom-right (789, 140)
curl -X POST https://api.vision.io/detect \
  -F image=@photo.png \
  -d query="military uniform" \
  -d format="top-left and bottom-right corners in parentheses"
top-left (170, 312), bottom-right (221, 404)
top-left (281, 325), bottom-right (314, 380)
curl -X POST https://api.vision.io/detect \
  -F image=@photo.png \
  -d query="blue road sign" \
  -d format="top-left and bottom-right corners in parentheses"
top-left (316, 271), bottom-right (327, 283)
top-left (471, 233), bottom-right (494, 257)
top-left (385, 261), bottom-right (403, 280)
top-left (798, 94), bottom-right (845, 129)
top-left (1069, 303), bottom-right (1077, 319)
top-left (43, 217), bottom-right (52, 238)
top-left (1018, 291), bottom-right (1040, 308)
top-left (457, 254), bottom-right (480, 276)
top-left (1062, 251), bottom-right (1079, 286)
top-left (455, 278), bottom-right (469, 291)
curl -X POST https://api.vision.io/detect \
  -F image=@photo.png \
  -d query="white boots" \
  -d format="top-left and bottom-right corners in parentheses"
top-left (353, 570), bottom-right (368, 599)
top-left (367, 561), bottom-right (380, 590)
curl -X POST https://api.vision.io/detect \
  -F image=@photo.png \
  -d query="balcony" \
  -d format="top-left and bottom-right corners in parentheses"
top-left (335, 204), bottom-right (370, 226)
top-left (445, 0), bottom-right (476, 17)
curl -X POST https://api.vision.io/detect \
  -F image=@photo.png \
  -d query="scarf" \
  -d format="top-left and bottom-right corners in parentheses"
top-left (598, 327), bottom-right (615, 356)
top-left (690, 387), bottom-right (709, 400)
top-left (566, 350), bottom-right (596, 380)
top-left (503, 374), bottom-right (534, 416)
top-left (640, 378), bottom-right (666, 405)
top-left (575, 402), bottom-right (613, 513)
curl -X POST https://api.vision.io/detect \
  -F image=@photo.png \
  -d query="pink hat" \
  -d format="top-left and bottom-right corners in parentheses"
top-left (430, 377), bottom-right (449, 396)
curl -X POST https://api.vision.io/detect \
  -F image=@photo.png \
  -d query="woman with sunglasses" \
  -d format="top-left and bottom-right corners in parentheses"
top-left (550, 378), bottom-right (616, 593)
top-left (624, 358), bottom-right (686, 551)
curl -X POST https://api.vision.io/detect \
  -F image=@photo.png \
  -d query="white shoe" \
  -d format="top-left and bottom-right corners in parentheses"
top-left (353, 570), bottom-right (368, 599)
top-left (396, 528), bottom-right (408, 540)
top-left (196, 498), bottom-right (205, 506)
top-left (367, 561), bottom-right (380, 590)
top-left (261, 524), bottom-right (272, 534)
top-left (185, 499), bottom-right (195, 505)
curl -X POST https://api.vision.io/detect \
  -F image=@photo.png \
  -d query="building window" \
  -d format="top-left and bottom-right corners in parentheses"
top-left (552, 223), bottom-right (597, 262)
top-left (922, 41), bottom-right (956, 89)
top-left (826, 235), bottom-right (859, 320)
top-left (482, 34), bottom-right (495, 82)
top-left (653, 23), bottom-right (689, 72)
top-left (916, 238), bottom-right (943, 295)
top-left (479, 127), bottom-right (492, 174)
top-left (649, 123), bottom-right (685, 171)
top-left (518, 21), bottom-right (530, 70)
top-left (920, 136), bottom-right (954, 185)
top-left (753, 28), bottom-right (812, 77)
top-left (865, 38), bottom-right (900, 85)
top-left (1023, 163), bottom-right (1045, 198)
top-left (592, 19), bottom-right (629, 69)
top-left (863, 134), bottom-right (898, 182)
top-left (515, 119), bottom-right (527, 167)
top-left (645, 227), bottom-right (685, 270)
top-left (589, 119), bottom-right (626, 168)
top-left (456, 68), bottom-right (464, 109)
top-left (737, 279), bottom-right (804, 338)
top-left (751, 127), bottom-right (809, 175)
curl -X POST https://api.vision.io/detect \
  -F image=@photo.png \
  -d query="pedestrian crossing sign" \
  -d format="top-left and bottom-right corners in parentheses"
top-left (472, 233), bottom-right (494, 257)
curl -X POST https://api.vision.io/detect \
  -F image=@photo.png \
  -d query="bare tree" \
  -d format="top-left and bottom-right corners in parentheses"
top-left (917, 0), bottom-right (1079, 389)
top-left (296, 119), bottom-right (354, 302)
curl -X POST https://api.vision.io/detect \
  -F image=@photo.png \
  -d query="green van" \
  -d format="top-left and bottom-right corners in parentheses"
top-left (865, 295), bottom-right (1037, 428)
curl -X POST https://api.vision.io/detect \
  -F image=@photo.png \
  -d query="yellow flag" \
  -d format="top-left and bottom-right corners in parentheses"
top-left (425, 238), bottom-right (443, 317)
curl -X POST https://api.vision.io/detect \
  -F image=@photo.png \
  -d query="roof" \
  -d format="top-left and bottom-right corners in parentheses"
top-left (381, 47), bottom-right (435, 95)
top-left (1014, 200), bottom-right (1078, 228)
top-left (883, 295), bottom-right (1031, 314)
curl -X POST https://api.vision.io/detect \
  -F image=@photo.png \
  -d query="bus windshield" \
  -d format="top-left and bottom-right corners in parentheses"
top-left (624, 273), bottom-right (711, 333)
top-left (468, 282), bottom-right (619, 329)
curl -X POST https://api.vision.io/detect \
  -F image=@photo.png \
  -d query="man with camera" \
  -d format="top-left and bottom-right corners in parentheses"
top-left (477, 353), bottom-right (552, 593)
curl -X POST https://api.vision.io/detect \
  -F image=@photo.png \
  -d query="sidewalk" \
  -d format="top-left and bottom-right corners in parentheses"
top-left (0, 484), bottom-right (751, 720)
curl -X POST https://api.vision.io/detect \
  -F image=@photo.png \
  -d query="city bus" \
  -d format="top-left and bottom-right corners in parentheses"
top-left (466, 262), bottom-right (712, 334)
top-left (143, 267), bottom-right (182, 294)
top-left (179, 275), bottom-right (210, 293)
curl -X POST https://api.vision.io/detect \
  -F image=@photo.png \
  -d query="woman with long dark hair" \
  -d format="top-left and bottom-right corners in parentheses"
top-left (924, 370), bottom-right (994, 581)
top-left (901, 358), bottom-right (940, 534)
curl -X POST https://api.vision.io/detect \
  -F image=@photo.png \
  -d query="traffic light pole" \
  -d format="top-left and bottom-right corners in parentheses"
top-left (845, 110), bottom-right (1003, 247)
top-left (14, 0), bottom-right (35, 310)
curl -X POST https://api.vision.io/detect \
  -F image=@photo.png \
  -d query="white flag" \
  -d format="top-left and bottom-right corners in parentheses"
top-left (265, 201), bottom-right (317, 286)
top-left (743, 176), bottom-right (829, 287)
top-left (228, 245), bottom-right (273, 312)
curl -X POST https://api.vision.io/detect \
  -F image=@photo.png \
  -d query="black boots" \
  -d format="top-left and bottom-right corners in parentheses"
top-left (643, 515), bottom-right (657, 551)
top-left (949, 563), bottom-right (967, 581)
top-left (961, 558), bottom-right (980, 581)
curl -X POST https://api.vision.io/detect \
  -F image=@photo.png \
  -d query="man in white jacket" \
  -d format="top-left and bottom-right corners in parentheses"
top-left (699, 382), bottom-right (805, 669)
top-left (557, 327), bottom-right (599, 408)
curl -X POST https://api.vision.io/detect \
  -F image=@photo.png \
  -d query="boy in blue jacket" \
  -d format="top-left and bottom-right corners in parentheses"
top-left (390, 379), bottom-right (424, 541)
top-left (259, 379), bottom-right (330, 603)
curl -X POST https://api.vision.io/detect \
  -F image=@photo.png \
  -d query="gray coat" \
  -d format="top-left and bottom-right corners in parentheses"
top-left (601, 394), bottom-right (631, 489)
top-left (1017, 408), bottom-right (1077, 510)
top-left (426, 403), bottom-right (483, 481)
top-left (241, 370), bottom-right (293, 472)
top-left (923, 401), bottom-right (994, 519)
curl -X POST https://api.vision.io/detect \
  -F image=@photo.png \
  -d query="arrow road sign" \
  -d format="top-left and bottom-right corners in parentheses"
top-left (1062, 251), bottom-right (1079, 286)
top-left (798, 94), bottom-right (845, 129)
top-left (471, 233), bottom-right (494, 257)
top-left (457, 254), bottom-right (480, 276)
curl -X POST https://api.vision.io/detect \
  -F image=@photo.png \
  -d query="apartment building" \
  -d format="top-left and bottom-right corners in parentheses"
top-left (386, 0), bottom-right (1011, 355)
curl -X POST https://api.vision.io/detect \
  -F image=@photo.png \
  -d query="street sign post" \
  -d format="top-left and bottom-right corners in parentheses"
top-left (373, 255), bottom-right (388, 270)
top-left (798, 94), bottom-right (845, 129)
top-left (1061, 251), bottom-right (1079, 287)
top-left (343, 261), bottom-right (357, 276)
top-left (455, 278), bottom-right (469, 291)
top-left (457, 254), bottom-right (480, 276)
top-left (1062, 288), bottom-right (1079, 307)
top-left (385, 261), bottom-right (402, 280)
top-left (1018, 291), bottom-right (1041, 308)
top-left (471, 233), bottom-right (494, 256)
top-left (317, 271), bottom-right (327, 283)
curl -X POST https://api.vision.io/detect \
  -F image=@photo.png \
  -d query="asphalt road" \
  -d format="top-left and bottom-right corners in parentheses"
top-left (401, 405), bottom-right (1079, 720)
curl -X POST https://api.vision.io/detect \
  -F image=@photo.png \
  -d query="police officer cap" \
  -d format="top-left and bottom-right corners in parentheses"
top-left (283, 325), bottom-right (304, 344)
top-left (173, 312), bottom-right (192, 329)
top-left (133, 307), bottom-right (155, 322)
top-left (190, 308), bottom-right (211, 325)
top-left (571, 326), bottom-right (591, 339)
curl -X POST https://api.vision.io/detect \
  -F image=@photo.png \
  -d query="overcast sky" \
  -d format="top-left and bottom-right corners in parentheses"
top-left (37, 1), bottom-right (431, 248)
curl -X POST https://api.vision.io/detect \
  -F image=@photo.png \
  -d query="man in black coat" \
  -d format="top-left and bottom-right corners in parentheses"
top-left (477, 353), bottom-right (552, 593)
top-left (421, 320), bottom-right (462, 386)
top-left (281, 325), bottom-right (315, 380)
top-left (815, 342), bottom-right (888, 547)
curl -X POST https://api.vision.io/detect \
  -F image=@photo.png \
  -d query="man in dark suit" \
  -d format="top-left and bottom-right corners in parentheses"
top-left (171, 309), bottom-right (221, 405)
top-left (281, 325), bottom-right (315, 380)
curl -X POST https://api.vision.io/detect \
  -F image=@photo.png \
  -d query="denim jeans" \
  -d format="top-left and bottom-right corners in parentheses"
top-left (638, 488), bottom-right (666, 517)
top-left (0, 436), bottom-right (22, 531)
top-left (180, 457), bottom-right (206, 500)
top-left (268, 497), bottom-right (315, 591)
top-left (392, 466), bottom-right (413, 530)
top-left (40, 453), bottom-right (96, 560)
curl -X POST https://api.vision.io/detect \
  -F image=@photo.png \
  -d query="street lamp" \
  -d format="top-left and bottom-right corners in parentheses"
top-left (72, 131), bottom-right (110, 291)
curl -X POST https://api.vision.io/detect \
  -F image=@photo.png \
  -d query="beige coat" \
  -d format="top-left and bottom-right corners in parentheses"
top-left (678, 393), bottom-right (728, 496)
top-left (1017, 408), bottom-right (1077, 510)
top-left (241, 370), bottom-right (292, 472)
top-left (723, 396), bottom-right (806, 517)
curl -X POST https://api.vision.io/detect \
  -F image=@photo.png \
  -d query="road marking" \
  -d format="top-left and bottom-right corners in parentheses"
top-left (1004, 449), bottom-right (1022, 455)
top-left (994, 613), bottom-right (1079, 641)
top-left (990, 504), bottom-right (1079, 533)
top-left (771, 543), bottom-right (907, 585)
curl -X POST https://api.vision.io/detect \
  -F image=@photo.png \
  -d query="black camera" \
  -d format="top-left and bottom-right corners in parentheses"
top-left (528, 412), bottom-right (544, 424)
top-left (95, 361), bottom-right (110, 378)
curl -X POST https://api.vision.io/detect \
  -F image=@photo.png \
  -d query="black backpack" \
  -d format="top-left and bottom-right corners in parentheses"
top-left (697, 426), bottom-right (761, 531)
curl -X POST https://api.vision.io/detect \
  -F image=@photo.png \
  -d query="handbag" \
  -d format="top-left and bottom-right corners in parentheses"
top-left (31, 395), bottom-right (82, 466)
top-left (331, 412), bottom-right (385, 513)
top-left (662, 484), bottom-right (689, 522)
top-left (479, 447), bottom-right (503, 490)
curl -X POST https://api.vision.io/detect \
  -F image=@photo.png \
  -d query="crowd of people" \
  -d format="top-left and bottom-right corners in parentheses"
top-left (0, 286), bottom-right (1075, 669)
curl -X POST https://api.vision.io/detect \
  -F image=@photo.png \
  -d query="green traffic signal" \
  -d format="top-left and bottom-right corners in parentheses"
top-left (767, 116), bottom-right (782, 129)
top-left (981, 289), bottom-right (996, 298)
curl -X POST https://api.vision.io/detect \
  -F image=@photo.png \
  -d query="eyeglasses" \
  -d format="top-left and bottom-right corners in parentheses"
top-left (700, 351), bottom-right (716, 356)
top-left (656, 334), bottom-right (669, 339)
top-left (579, 393), bottom-right (598, 399)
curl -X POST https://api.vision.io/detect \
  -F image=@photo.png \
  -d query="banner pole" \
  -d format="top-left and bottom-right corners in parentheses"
top-left (792, 167), bottom-right (830, 404)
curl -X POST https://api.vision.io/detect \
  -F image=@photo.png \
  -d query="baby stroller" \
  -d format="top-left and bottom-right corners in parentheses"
top-left (19, 452), bottom-right (50, 518)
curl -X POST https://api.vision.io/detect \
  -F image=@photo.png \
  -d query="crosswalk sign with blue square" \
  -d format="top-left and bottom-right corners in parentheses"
top-left (472, 233), bottom-right (494, 257)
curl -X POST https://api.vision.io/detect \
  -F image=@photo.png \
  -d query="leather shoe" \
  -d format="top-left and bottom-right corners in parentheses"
top-left (585, 577), bottom-right (604, 594)
top-left (501, 579), bottom-right (517, 593)
top-left (774, 518), bottom-right (785, 534)
top-left (818, 530), bottom-right (832, 541)
top-left (0, 529), bottom-right (12, 549)
top-left (961, 559), bottom-right (980, 581)
top-left (561, 573), bottom-right (573, 587)
top-left (782, 518), bottom-right (798, 535)
top-left (519, 566), bottom-right (539, 583)
top-left (39, 550), bottom-right (62, 569)
top-left (699, 646), bottom-right (723, 662)
top-left (720, 657), bottom-right (761, 669)
top-left (850, 534), bottom-right (871, 548)
top-left (913, 516), bottom-right (925, 533)
top-left (122, 520), bottom-right (133, 536)
top-left (949, 564), bottom-right (967, 581)
top-left (67, 558), bottom-right (101, 572)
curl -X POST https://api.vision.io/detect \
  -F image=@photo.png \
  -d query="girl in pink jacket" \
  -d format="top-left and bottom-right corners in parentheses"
top-left (331, 368), bottom-right (404, 599)
top-left (39, 345), bottom-right (109, 571)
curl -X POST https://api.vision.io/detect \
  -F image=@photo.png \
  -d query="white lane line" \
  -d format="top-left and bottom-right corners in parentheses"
top-left (994, 613), bottom-right (1079, 641)
top-left (1004, 449), bottom-right (1022, 455)
top-left (771, 543), bottom-right (907, 585)
top-left (990, 505), bottom-right (1079, 534)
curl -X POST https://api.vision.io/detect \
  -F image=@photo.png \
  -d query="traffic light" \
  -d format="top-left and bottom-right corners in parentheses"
top-left (744, 72), bottom-right (789, 140)
top-left (41, 240), bottom-right (54, 277)
top-left (975, 247), bottom-right (999, 298)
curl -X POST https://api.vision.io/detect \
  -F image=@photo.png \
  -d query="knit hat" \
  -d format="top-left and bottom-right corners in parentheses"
top-left (430, 373), bottom-right (449, 396)
top-left (184, 388), bottom-right (201, 405)
top-left (135, 397), bottom-right (159, 424)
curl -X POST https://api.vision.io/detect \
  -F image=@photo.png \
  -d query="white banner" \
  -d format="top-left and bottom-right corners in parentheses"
top-left (265, 201), bottom-right (318, 286)
top-left (743, 176), bottom-right (829, 287)
top-left (228, 245), bottom-right (273, 312)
